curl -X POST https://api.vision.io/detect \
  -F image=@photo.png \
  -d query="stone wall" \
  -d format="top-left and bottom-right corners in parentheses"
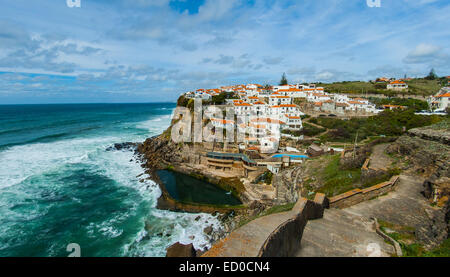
top-left (257, 193), bottom-right (327, 257)
top-left (329, 175), bottom-right (400, 209)
top-left (360, 158), bottom-right (388, 182)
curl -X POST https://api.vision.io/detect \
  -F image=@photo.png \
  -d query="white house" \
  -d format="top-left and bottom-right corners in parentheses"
top-left (307, 93), bottom-right (331, 103)
top-left (282, 115), bottom-right (303, 131)
top-left (249, 117), bottom-right (286, 136)
top-left (259, 136), bottom-right (279, 154)
top-left (210, 118), bottom-right (235, 129)
top-left (269, 95), bottom-right (292, 106)
top-left (387, 80), bottom-right (408, 91)
top-left (233, 102), bottom-right (253, 116)
top-left (247, 96), bottom-right (260, 104)
top-left (428, 88), bottom-right (450, 111)
top-left (251, 101), bottom-right (268, 116)
top-left (269, 104), bottom-right (304, 118)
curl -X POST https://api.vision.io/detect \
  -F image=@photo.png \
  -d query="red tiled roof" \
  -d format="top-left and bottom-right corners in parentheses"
top-left (436, 92), bottom-right (450, 98)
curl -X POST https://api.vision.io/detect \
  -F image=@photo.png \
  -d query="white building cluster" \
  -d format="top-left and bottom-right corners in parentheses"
top-left (183, 83), bottom-right (382, 153)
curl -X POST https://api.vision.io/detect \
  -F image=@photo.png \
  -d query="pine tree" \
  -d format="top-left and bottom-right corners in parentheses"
top-left (425, 68), bottom-right (438, 80)
top-left (279, 73), bottom-right (288, 85)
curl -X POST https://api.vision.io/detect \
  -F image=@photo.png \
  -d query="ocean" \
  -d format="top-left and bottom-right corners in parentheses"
top-left (0, 103), bottom-right (221, 257)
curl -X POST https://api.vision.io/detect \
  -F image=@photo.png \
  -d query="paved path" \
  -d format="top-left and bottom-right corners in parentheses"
top-left (368, 143), bottom-right (393, 170)
top-left (297, 174), bottom-right (446, 256)
top-left (296, 209), bottom-right (394, 257)
top-left (203, 199), bottom-right (306, 257)
top-left (298, 174), bottom-right (446, 256)
top-left (343, 174), bottom-right (447, 248)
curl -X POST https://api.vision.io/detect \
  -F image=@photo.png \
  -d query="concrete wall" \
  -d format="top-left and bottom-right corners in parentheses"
top-left (257, 193), bottom-right (327, 257)
top-left (329, 175), bottom-right (400, 209)
top-left (360, 158), bottom-right (388, 182)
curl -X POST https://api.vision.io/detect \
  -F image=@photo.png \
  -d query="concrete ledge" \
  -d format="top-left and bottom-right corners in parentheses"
top-left (362, 158), bottom-right (370, 170)
top-left (329, 175), bottom-right (400, 209)
top-left (372, 217), bottom-right (402, 257)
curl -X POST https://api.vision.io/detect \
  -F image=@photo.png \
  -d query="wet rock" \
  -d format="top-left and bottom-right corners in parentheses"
top-left (106, 142), bottom-right (138, 152)
top-left (165, 243), bottom-right (196, 257)
top-left (194, 216), bottom-right (201, 221)
top-left (203, 226), bottom-right (213, 235)
top-left (196, 248), bottom-right (206, 257)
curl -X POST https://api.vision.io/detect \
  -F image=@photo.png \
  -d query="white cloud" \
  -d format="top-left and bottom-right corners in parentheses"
top-left (403, 43), bottom-right (449, 65)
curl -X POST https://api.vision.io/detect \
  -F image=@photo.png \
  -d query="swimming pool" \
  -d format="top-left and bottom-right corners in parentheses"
top-left (272, 154), bottom-right (309, 159)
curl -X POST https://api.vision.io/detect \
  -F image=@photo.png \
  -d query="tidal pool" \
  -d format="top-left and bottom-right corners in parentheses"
top-left (156, 170), bottom-right (242, 206)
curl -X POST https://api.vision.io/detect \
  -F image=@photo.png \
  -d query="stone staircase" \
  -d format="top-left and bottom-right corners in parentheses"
top-left (296, 208), bottom-right (395, 257)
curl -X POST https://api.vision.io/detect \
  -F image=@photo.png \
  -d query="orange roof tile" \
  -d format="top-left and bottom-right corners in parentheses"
top-left (211, 118), bottom-right (235, 124)
top-left (436, 92), bottom-right (450, 98)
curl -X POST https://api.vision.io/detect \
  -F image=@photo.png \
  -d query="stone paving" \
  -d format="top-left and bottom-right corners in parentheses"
top-left (296, 209), bottom-right (394, 257)
top-left (202, 199), bottom-right (305, 257)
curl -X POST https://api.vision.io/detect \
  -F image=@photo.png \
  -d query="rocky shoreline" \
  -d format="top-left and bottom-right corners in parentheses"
top-left (110, 135), bottom-right (273, 256)
top-left (107, 141), bottom-right (247, 254)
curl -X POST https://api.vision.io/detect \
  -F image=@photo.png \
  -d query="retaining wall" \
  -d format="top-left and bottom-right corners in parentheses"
top-left (257, 193), bottom-right (327, 257)
top-left (328, 175), bottom-right (400, 209)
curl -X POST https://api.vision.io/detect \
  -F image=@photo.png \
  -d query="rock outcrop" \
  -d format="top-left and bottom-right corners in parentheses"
top-left (138, 135), bottom-right (184, 169)
top-left (386, 120), bottom-right (450, 241)
top-left (165, 242), bottom-right (196, 257)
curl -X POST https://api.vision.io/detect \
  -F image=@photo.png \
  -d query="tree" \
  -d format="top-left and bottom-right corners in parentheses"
top-left (425, 68), bottom-right (438, 80)
top-left (279, 73), bottom-right (288, 85)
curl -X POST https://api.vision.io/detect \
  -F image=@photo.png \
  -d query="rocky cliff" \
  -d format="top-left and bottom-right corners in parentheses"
top-left (387, 119), bottom-right (450, 240)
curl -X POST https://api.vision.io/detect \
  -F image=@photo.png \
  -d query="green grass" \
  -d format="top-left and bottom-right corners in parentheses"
top-left (316, 155), bottom-right (362, 197)
top-left (360, 168), bottom-right (402, 189)
top-left (423, 238), bottom-right (450, 257)
top-left (237, 202), bottom-right (296, 228)
top-left (318, 81), bottom-right (389, 95)
top-left (369, 97), bottom-right (429, 111)
top-left (406, 79), bottom-right (443, 96)
top-left (262, 202), bottom-right (296, 216)
top-left (317, 79), bottom-right (442, 96)
top-left (310, 109), bottom-right (444, 143)
top-left (282, 122), bottom-right (325, 137)
top-left (378, 219), bottom-right (450, 257)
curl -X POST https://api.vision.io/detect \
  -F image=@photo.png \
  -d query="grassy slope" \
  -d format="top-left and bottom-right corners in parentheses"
top-left (316, 155), bottom-right (362, 197)
top-left (378, 219), bottom-right (450, 257)
top-left (318, 79), bottom-right (442, 96)
top-left (309, 109), bottom-right (445, 143)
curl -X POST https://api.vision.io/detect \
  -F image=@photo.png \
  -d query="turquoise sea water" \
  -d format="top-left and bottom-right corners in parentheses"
top-left (0, 103), bottom-right (221, 257)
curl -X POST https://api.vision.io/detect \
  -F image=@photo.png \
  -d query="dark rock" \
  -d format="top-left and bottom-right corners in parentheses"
top-left (165, 242), bottom-right (196, 257)
top-left (196, 249), bottom-right (206, 257)
top-left (203, 226), bottom-right (213, 235)
top-left (194, 216), bottom-right (201, 221)
top-left (106, 142), bottom-right (137, 152)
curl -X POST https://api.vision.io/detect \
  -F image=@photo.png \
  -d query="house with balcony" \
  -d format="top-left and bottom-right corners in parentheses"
top-left (387, 80), bottom-right (408, 91)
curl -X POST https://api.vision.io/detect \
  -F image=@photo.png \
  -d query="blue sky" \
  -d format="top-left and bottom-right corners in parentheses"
top-left (0, 0), bottom-right (449, 104)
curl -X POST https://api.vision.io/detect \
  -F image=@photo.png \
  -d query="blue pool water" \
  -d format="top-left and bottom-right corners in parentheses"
top-left (272, 154), bottom-right (309, 159)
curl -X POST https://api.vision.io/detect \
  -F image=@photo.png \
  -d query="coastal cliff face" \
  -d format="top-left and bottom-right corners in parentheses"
top-left (138, 133), bottom-right (183, 170)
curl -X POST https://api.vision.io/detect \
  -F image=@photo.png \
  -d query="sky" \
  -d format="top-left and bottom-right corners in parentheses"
top-left (0, 0), bottom-right (449, 104)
